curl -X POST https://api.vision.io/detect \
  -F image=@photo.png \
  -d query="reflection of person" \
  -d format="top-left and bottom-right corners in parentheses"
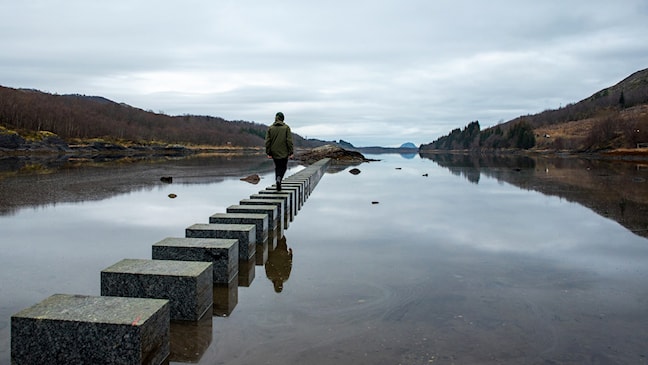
top-left (265, 112), bottom-right (294, 191)
top-left (265, 235), bottom-right (293, 293)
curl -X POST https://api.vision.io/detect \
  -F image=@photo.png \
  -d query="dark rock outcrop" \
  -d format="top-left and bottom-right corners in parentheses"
top-left (0, 133), bottom-right (72, 152)
top-left (0, 132), bottom-right (26, 149)
top-left (296, 145), bottom-right (373, 165)
top-left (240, 174), bottom-right (261, 184)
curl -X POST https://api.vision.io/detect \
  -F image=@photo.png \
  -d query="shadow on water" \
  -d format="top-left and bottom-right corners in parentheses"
top-left (421, 152), bottom-right (648, 239)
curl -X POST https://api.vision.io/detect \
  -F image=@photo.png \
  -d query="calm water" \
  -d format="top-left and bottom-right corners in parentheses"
top-left (1, 154), bottom-right (647, 364)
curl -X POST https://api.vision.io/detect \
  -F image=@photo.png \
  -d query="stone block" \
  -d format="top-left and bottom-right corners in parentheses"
top-left (240, 198), bottom-right (284, 216)
top-left (101, 259), bottom-right (213, 321)
top-left (239, 199), bottom-right (284, 230)
top-left (265, 185), bottom-right (302, 209)
top-left (256, 238), bottom-right (269, 266)
top-left (152, 237), bottom-right (238, 285)
top-left (238, 258), bottom-right (256, 287)
top-left (226, 205), bottom-right (279, 231)
top-left (249, 193), bottom-right (291, 214)
top-left (255, 191), bottom-right (295, 218)
top-left (284, 177), bottom-right (310, 197)
top-left (185, 223), bottom-right (256, 260)
top-left (11, 294), bottom-right (170, 365)
top-left (280, 182), bottom-right (306, 204)
top-left (209, 213), bottom-right (268, 243)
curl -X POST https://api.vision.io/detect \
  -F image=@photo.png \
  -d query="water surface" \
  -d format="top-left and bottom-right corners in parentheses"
top-left (1, 154), bottom-right (647, 364)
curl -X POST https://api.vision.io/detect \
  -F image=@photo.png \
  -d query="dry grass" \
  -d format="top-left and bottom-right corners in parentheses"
top-left (533, 105), bottom-right (648, 151)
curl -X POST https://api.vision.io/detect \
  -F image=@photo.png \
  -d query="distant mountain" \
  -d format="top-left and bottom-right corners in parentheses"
top-left (400, 142), bottom-right (417, 149)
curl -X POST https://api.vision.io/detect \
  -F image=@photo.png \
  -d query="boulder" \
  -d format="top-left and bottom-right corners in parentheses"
top-left (240, 174), bottom-right (261, 184)
top-left (0, 132), bottom-right (26, 149)
top-left (296, 145), bottom-right (371, 165)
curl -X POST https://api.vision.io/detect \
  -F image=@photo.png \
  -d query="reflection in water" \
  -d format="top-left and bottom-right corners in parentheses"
top-left (238, 259), bottom-right (256, 288)
top-left (265, 235), bottom-right (293, 293)
top-left (3, 154), bottom-right (648, 364)
top-left (399, 152), bottom-right (416, 159)
top-left (0, 154), bottom-right (275, 216)
top-left (170, 309), bottom-right (213, 363)
top-left (213, 276), bottom-right (239, 317)
top-left (421, 152), bottom-right (648, 238)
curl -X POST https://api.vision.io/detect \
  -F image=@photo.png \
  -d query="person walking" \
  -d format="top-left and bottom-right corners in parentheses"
top-left (265, 112), bottom-right (294, 191)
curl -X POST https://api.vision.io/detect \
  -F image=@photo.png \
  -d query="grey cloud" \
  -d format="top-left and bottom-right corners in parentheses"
top-left (1, 0), bottom-right (647, 146)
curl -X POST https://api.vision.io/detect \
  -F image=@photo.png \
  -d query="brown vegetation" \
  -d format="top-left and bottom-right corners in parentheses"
top-left (0, 86), bottom-right (324, 150)
top-left (534, 104), bottom-right (648, 152)
top-left (422, 68), bottom-right (648, 156)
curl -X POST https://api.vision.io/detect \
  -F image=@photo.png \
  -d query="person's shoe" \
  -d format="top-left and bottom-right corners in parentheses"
top-left (276, 181), bottom-right (282, 191)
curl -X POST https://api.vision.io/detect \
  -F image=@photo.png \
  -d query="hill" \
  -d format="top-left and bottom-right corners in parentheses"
top-left (421, 68), bottom-right (648, 153)
top-left (0, 86), bottom-right (326, 152)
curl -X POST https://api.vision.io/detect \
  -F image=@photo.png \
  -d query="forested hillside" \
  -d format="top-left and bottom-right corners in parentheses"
top-left (0, 86), bottom-right (321, 148)
top-left (421, 68), bottom-right (648, 152)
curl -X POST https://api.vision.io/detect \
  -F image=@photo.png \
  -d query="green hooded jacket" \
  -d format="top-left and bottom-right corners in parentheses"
top-left (265, 120), bottom-right (294, 159)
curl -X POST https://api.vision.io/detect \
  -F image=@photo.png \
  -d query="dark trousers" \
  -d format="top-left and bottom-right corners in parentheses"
top-left (273, 158), bottom-right (288, 181)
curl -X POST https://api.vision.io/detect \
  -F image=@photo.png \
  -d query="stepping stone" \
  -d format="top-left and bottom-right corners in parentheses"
top-left (11, 294), bottom-right (170, 365)
top-left (152, 237), bottom-right (238, 285)
top-left (101, 258), bottom-right (213, 321)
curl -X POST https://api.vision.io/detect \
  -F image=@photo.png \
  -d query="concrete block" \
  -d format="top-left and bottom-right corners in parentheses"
top-left (185, 223), bottom-right (256, 260)
top-left (226, 205), bottom-right (279, 231)
top-left (209, 213), bottom-right (268, 243)
top-left (249, 193), bottom-right (292, 227)
top-left (270, 222), bottom-right (284, 243)
top-left (240, 198), bottom-right (284, 218)
top-left (240, 199), bottom-right (284, 230)
top-left (255, 191), bottom-right (295, 218)
top-left (256, 238), bottom-right (269, 266)
top-left (265, 185), bottom-right (302, 210)
top-left (152, 237), bottom-right (238, 285)
top-left (11, 294), bottom-right (170, 365)
top-left (249, 193), bottom-right (291, 214)
top-left (101, 259), bottom-right (212, 321)
top-left (280, 182), bottom-right (306, 204)
top-left (284, 178), bottom-right (310, 197)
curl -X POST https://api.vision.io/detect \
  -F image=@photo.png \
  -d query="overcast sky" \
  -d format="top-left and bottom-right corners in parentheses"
top-left (2, 1), bottom-right (648, 146)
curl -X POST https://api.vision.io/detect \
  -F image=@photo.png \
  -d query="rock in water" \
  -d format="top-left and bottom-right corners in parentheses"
top-left (349, 168), bottom-right (361, 175)
top-left (296, 145), bottom-right (371, 164)
top-left (240, 174), bottom-right (261, 184)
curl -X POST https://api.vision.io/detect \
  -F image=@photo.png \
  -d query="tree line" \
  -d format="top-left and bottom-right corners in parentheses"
top-left (0, 86), bottom-right (319, 148)
top-left (420, 120), bottom-right (536, 151)
top-left (421, 68), bottom-right (648, 152)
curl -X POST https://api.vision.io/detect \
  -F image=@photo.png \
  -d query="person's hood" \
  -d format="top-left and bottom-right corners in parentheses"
top-left (272, 120), bottom-right (286, 127)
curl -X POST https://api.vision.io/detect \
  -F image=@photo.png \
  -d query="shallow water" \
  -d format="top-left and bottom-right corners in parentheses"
top-left (1, 154), bottom-right (647, 364)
